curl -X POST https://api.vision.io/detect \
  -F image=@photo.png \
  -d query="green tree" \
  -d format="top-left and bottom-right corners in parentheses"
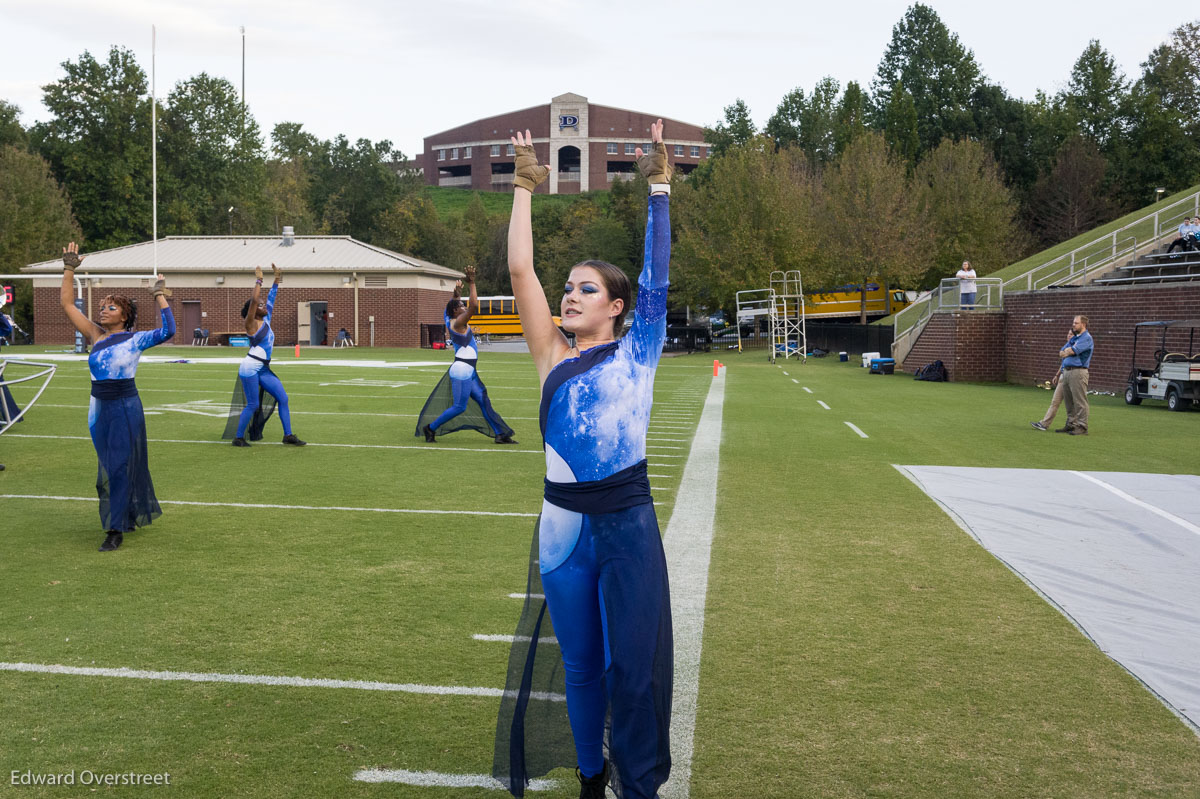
top-left (159, 73), bottom-right (267, 235)
top-left (818, 131), bottom-right (932, 321)
top-left (0, 145), bottom-right (82, 333)
top-left (765, 79), bottom-right (840, 165)
top-left (765, 87), bottom-right (805, 150)
top-left (1026, 135), bottom-right (1117, 247)
top-left (671, 137), bottom-right (819, 312)
top-left (968, 84), bottom-right (1039, 193)
top-left (872, 3), bottom-right (982, 155)
top-left (308, 135), bottom-right (409, 243)
top-left (705, 99), bottom-right (757, 157)
top-left (833, 81), bottom-right (869, 156)
top-left (0, 100), bottom-right (27, 149)
top-left (1060, 40), bottom-right (1127, 148)
top-left (883, 82), bottom-right (920, 168)
top-left (31, 47), bottom-right (152, 250)
top-left (915, 138), bottom-right (1026, 286)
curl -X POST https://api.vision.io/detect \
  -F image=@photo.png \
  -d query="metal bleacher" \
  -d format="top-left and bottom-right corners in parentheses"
top-left (1092, 249), bottom-right (1200, 287)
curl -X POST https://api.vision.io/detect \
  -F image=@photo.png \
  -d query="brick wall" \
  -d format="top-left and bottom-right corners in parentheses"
top-left (33, 285), bottom-right (453, 347)
top-left (902, 284), bottom-right (1200, 390)
top-left (1004, 284), bottom-right (1200, 391)
top-left (903, 311), bottom-right (1007, 382)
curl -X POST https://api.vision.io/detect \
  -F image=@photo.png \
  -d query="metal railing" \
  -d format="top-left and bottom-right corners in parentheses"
top-left (935, 277), bottom-right (1003, 311)
top-left (892, 188), bottom-right (1200, 363)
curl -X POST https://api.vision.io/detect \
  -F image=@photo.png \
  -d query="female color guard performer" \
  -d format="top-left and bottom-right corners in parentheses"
top-left (493, 121), bottom-right (674, 799)
top-left (225, 264), bottom-right (305, 447)
top-left (416, 265), bottom-right (517, 445)
top-left (59, 242), bottom-right (175, 551)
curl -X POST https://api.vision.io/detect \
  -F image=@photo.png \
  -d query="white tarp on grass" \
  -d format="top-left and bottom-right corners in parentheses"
top-left (897, 465), bottom-right (1200, 731)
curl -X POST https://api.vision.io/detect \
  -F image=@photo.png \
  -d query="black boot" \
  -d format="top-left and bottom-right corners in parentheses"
top-left (282, 433), bottom-right (307, 446)
top-left (423, 424), bottom-right (436, 443)
top-left (99, 532), bottom-right (123, 552)
top-left (232, 437), bottom-right (250, 447)
top-left (494, 434), bottom-right (518, 445)
top-left (576, 760), bottom-right (609, 799)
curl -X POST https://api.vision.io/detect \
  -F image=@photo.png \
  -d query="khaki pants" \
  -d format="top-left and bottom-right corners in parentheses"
top-left (1040, 378), bottom-right (1065, 426)
top-left (1061, 368), bottom-right (1089, 431)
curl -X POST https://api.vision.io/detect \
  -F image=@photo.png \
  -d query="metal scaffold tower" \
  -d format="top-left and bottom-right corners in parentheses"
top-left (770, 270), bottom-right (807, 363)
top-left (734, 287), bottom-right (776, 359)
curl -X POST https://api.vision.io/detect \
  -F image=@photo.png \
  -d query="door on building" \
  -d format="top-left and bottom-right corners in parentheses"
top-left (181, 301), bottom-right (202, 339)
top-left (309, 301), bottom-right (328, 346)
top-left (297, 301), bottom-right (311, 347)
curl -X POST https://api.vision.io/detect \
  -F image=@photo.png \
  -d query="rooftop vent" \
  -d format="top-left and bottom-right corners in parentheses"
top-left (281, 226), bottom-right (295, 247)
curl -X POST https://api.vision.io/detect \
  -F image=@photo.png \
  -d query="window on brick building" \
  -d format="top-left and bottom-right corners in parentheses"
top-left (437, 149), bottom-right (445, 161)
top-left (625, 143), bottom-right (636, 155)
top-left (674, 144), bottom-right (684, 156)
top-left (451, 147), bottom-right (459, 160)
top-left (506, 143), bottom-right (515, 156)
top-left (690, 145), bottom-right (700, 157)
top-left (607, 142), bottom-right (618, 155)
top-left (491, 144), bottom-right (501, 157)
top-left (464, 147), bottom-right (471, 159)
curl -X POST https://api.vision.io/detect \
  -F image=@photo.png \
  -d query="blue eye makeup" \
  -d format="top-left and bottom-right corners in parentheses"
top-left (581, 285), bottom-right (598, 294)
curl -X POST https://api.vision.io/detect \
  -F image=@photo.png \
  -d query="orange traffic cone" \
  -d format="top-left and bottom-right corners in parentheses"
top-left (295, 343), bottom-right (300, 358)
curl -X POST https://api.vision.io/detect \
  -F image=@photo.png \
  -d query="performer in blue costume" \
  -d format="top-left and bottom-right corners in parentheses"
top-left (59, 242), bottom-right (175, 551)
top-left (493, 121), bottom-right (674, 799)
top-left (416, 265), bottom-right (517, 445)
top-left (224, 264), bottom-right (306, 447)
top-left (0, 296), bottom-right (24, 427)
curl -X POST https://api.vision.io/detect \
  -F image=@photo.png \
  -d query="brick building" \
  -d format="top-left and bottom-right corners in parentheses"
top-left (416, 92), bottom-right (709, 194)
top-left (24, 232), bottom-right (462, 347)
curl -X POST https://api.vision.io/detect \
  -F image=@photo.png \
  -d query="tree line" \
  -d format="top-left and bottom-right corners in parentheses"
top-left (2, 4), bottom-right (1197, 331)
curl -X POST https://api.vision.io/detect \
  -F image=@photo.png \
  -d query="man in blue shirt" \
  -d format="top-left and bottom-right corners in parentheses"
top-left (1057, 315), bottom-right (1094, 435)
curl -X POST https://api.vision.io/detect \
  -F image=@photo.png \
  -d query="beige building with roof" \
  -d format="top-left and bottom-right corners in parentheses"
top-left (25, 231), bottom-right (463, 347)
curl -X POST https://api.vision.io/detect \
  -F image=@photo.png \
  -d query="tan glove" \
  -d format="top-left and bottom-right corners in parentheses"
top-left (464, 265), bottom-right (477, 284)
top-left (272, 263), bottom-right (282, 284)
top-left (636, 141), bottom-right (673, 185)
top-left (513, 145), bottom-right (549, 192)
top-left (254, 265), bottom-right (264, 282)
top-left (151, 277), bottom-right (171, 299)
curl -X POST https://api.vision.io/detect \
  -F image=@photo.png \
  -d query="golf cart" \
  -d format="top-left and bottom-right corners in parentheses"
top-left (1124, 320), bottom-right (1200, 411)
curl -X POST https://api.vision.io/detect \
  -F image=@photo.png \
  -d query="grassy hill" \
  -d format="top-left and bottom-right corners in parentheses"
top-left (422, 185), bottom-right (609, 221)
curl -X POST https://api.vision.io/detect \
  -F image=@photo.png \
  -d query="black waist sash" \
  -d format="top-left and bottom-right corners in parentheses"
top-left (454, 355), bottom-right (479, 369)
top-left (248, 353), bottom-right (271, 366)
top-left (543, 459), bottom-right (651, 515)
top-left (91, 378), bottom-right (138, 400)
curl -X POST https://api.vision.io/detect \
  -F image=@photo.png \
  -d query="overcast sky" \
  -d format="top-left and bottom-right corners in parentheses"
top-left (0, 0), bottom-right (1191, 158)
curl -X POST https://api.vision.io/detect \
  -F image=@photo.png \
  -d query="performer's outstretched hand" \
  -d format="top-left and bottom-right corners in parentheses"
top-left (636, 119), bottom-right (672, 185)
top-left (151, 274), bottom-right (171, 299)
top-left (254, 265), bottom-right (264, 281)
top-left (511, 130), bottom-right (549, 192)
top-left (464, 265), bottom-right (477, 284)
top-left (62, 242), bottom-right (85, 271)
top-left (272, 263), bottom-right (282, 284)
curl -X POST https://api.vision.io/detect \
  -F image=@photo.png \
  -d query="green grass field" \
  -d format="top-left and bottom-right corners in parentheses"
top-left (423, 187), bottom-right (602, 221)
top-left (1, 345), bottom-right (1198, 797)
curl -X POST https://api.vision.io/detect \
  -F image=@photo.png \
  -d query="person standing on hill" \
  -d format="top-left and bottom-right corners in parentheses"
top-left (1057, 315), bottom-right (1094, 436)
top-left (956, 261), bottom-right (977, 309)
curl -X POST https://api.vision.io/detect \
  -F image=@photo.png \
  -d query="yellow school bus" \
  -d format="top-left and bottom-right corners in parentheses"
top-left (806, 284), bottom-right (918, 319)
top-left (469, 296), bottom-right (562, 336)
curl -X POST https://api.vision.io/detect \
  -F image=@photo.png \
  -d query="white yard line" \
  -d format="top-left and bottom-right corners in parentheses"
top-left (1070, 471), bottom-right (1200, 537)
top-left (660, 371), bottom-right (725, 799)
top-left (844, 422), bottom-right (869, 439)
top-left (353, 769), bottom-right (558, 791)
top-left (791, 378), bottom-right (799, 384)
top-left (1, 495), bottom-right (537, 518)
top-left (802, 387), bottom-right (813, 394)
top-left (508, 593), bottom-right (545, 600)
top-left (0, 661), bottom-right (563, 701)
top-left (4, 434), bottom-right (543, 455)
top-left (472, 634), bottom-right (558, 645)
top-left (817, 400), bottom-right (831, 410)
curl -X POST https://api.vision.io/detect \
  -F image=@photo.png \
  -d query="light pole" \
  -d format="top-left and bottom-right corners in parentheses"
top-left (228, 206), bottom-right (235, 235)
top-left (1155, 187), bottom-right (1166, 202)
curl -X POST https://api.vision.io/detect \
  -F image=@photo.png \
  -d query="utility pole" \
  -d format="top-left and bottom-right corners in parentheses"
top-left (240, 25), bottom-right (246, 133)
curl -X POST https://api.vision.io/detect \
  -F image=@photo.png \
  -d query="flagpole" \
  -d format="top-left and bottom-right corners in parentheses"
top-left (152, 24), bottom-right (158, 277)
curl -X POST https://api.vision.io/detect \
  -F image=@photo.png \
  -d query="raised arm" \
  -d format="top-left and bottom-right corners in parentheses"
top-left (450, 267), bottom-right (480, 334)
top-left (627, 120), bottom-right (673, 367)
top-left (135, 276), bottom-right (176, 350)
top-left (245, 266), bottom-right (264, 335)
top-left (265, 264), bottom-right (281, 318)
top-left (507, 131), bottom-right (570, 381)
top-left (58, 242), bottom-right (102, 343)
